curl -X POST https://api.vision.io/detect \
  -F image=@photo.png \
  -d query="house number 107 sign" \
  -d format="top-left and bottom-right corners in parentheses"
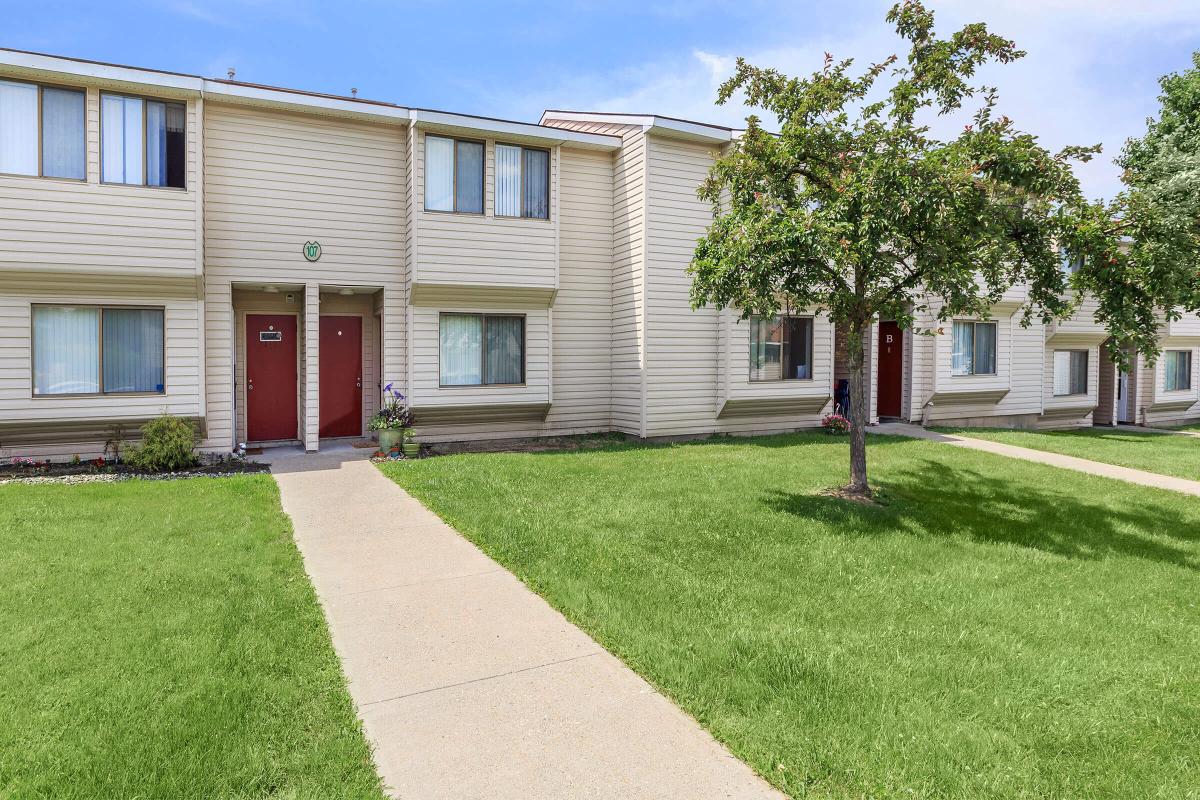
top-left (302, 241), bottom-right (322, 262)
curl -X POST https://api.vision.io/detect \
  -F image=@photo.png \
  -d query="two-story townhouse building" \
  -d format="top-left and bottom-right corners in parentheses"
top-left (0, 48), bottom-right (1197, 461)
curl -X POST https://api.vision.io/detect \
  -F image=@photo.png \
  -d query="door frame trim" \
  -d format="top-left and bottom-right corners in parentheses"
top-left (241, 310), bottom-right (301, 445)
top-left (318, 312), bottom-right (367, 439)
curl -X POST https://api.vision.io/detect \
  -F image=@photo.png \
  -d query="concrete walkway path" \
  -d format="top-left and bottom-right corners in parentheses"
top-left (872, 422), bottom-right (1200, 497)
top-left (270, 444), bottom-right (783, 800)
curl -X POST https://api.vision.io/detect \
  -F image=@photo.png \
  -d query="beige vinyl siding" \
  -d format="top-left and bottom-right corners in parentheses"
top-left (542, 146), bottom-right (614, 433)
top-left (638, 134), bottom-right (836, 436)
top-left (609, 124), bottom-right (648, 435)
top-left (413, 131), bottom-right (557, 290)
top-left (0, 275), bottom-right (202, 456)
top-left (0, 81), bottom-right (203, 459)
top-left (906, 296), bottom-right (1042, 424)
top-left (201, 103), bottom-right (406, 449)
top-left (0, 88), bottom-right (200, 280)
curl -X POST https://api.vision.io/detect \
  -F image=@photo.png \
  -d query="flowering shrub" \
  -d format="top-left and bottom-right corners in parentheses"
top-left (821, 413), bottom-right (852, 435)
top-left (368, 383), bottom-right (415, 431)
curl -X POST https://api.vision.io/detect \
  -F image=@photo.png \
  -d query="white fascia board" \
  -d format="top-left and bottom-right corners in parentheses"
top-left (411, 109), bottom-right (620, 150)
top-left (539, 110), bottom-right (733, 144)
top-left (0, 48), bottom-right (202, 92)
top-left (200, 80), bottom-right (410, 122)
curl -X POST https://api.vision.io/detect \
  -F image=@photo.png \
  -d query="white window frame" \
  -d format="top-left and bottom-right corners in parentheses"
top-left (951, 320), bottom-right (998, 377)
top-left (423, 134), bottom-right (485, 214)
top-left (31, 304), bottom-right (167, 398)
top-left (0, 78), bottom-right (86, 181)
top-left (1164, 349), bottom-right (1193, 392)
top-left (494, 142), bottom-right (550, 220)
top-left (1053, 349), bottom-right (1088, 397)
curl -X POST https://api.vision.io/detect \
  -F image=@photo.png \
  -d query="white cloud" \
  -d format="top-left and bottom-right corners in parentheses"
top-left (523, 1), bottom-right (1200, 201)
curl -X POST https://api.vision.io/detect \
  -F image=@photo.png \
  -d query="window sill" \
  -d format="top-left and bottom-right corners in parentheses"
top-left (0, 171), bottom-right (87, 184)
top-left (99, 181), bottom-right (187, 192)
top-left (32, 391), bottom-right (167, 399)
top-left (423, 207), bottom-right (485, 217)
top-left (438, 383), bottom-right (527, 389)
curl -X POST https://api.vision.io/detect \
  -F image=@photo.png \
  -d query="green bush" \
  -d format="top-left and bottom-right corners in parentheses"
top-left (124, 415), bottom-right (199, 473)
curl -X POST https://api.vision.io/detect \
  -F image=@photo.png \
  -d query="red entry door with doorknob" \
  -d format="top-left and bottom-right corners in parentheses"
top-left (877, 321), bottom-right (904, 419)
top-left (246, 314), bottom-right (298, 442)
top-left (319, 315), bottom-right (363, 438)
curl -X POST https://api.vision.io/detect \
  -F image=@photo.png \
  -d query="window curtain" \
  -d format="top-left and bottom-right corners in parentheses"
top-left (146, 102), bottom-right (185, 188)
top-left (439, 314), bottom-right (482, 385)
top-left (0, 80), bottom-right (38, 176)
top-left (785, 318), bottom-right (812, 379)
top-left (146, 101), bottom-right (166, 187)
top-left (41, 87), bottom-right (85, 179)
top-left (424, 135), bottom-right (454, 211)
top-left (101, 95), bottom-right (143, 184)
top-left (1166, 351), bottom-right (1191, 391)
top-left (103, 308), bottom-right (164, 393)
top-left (522, 148), bottom-right (549, 219)
top-left (495, 144), bottom-right (521, 216)
top-left (951, 322), bottom-right (973, 375)
top-left (455, 140), bottom-right (484, 213)
top-left (33, 306), bottom-right (100, 395)
top-left (1053, 351), bottom-right (1071, 395)
top-left (485, 316), bottom-right (523, 384)
top-left (973, 323), bottom-right (997, 374)
top-left (749, 317), bottom-right (783, 381)
top-left (1070, 351), bottom-right (1088, 395)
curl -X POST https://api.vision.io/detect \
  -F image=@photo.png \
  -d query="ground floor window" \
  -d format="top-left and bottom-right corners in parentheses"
top-left (951, 320), bottom-right (997, 376)
top-left (1053, 350), bottom-right (1088, 396)
top-left (749, 316), bottom-right (813, 381)
top-left (32, 305), bottom-right (164, 396)
top-left (1165, 350), bottom-right (1193, 392)
top-left (439, 313), bottom-right (525, 386)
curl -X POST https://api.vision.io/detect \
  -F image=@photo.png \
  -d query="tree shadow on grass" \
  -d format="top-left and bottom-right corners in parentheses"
top-left (765, 458), bottom-right (1200, 571)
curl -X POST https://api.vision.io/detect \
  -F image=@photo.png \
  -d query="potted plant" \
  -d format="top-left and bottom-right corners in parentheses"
top-left (401, 428), bottom-right (420, 458)
top-left (368, 383), bottom-right (415, 453)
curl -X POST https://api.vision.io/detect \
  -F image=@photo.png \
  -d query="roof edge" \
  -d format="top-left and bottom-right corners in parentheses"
top-left (540, 110), bottom-right (736, 143)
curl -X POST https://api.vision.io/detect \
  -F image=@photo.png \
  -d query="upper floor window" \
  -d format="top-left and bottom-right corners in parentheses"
top-left (100, 93), bottom-right (186, 188)
top-left (0, 79), bottom-right (85, 180)
top-left (1059, 249), bottom-right (1084, 276)
top-left (32, 305), bottom-right (165, 396)
top-left (749, 316), bottom-right (813, 381)
top-left (1053, 350), bottom-right (1088, 396)
top-left (1165, 350), bottom-right (1193, 392)
top-left (951, 320), bottom-right (997, 376)
top-left (439, 313), bottom-right (525, 386)
top-left (425, 135), bottom-right (483, 214)
top-left (495, 144), bottom-right (549, 219)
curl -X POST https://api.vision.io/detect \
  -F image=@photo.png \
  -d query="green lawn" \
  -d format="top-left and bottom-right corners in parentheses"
top-left (1167, 422), bottom-right (1200, 433)
top-left (380, 434), bottom-right (1200, 799)
top-left (0, 476), bottom-right (382, 800)
top-left (941, 426), bottom-right (1198, 480)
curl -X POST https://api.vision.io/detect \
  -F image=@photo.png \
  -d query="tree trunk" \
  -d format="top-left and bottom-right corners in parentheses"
top-left (845, 317), bottom-right (871, 496)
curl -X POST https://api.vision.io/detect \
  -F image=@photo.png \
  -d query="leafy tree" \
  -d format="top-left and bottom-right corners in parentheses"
top-left (688, 0), bottom-right (1195, 497)
top-left (1092, 53), bottom-right (1200, 361)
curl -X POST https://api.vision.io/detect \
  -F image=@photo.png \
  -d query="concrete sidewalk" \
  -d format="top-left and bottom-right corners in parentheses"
top-left (270, 444), bottom-right (782, 800)
top-left (872, 423), bottom-right (1200, 496)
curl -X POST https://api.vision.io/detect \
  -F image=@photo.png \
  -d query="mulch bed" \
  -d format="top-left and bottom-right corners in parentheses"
top-left (0, 460), bottom-right (271, 486)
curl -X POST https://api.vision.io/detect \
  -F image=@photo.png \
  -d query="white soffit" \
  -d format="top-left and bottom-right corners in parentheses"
top-left (411, 109), bottom-right (620, 150)
top-left (539, 110), bottom-right (736, 143)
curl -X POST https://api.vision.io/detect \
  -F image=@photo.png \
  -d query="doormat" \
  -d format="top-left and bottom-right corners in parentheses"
top-left (244, 447), bottom-right (264, 455)
top-left (351, 440), bottom-right (378, 449)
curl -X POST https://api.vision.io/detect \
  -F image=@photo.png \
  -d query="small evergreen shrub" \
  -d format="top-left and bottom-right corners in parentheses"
top-left (124, 415), bottom-right (199, 473)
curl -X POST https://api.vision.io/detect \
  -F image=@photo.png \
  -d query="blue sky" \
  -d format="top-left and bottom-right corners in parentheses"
top-left (6, 0), bottom-right (1200, 200)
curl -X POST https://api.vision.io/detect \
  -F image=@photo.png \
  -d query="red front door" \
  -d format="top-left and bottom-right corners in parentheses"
top-left (246, 314), bottom-right (298, 442)
top-left (319, 315), bottom-right (363, 438)
top-left (877, 321), bottom-right (904, 419)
